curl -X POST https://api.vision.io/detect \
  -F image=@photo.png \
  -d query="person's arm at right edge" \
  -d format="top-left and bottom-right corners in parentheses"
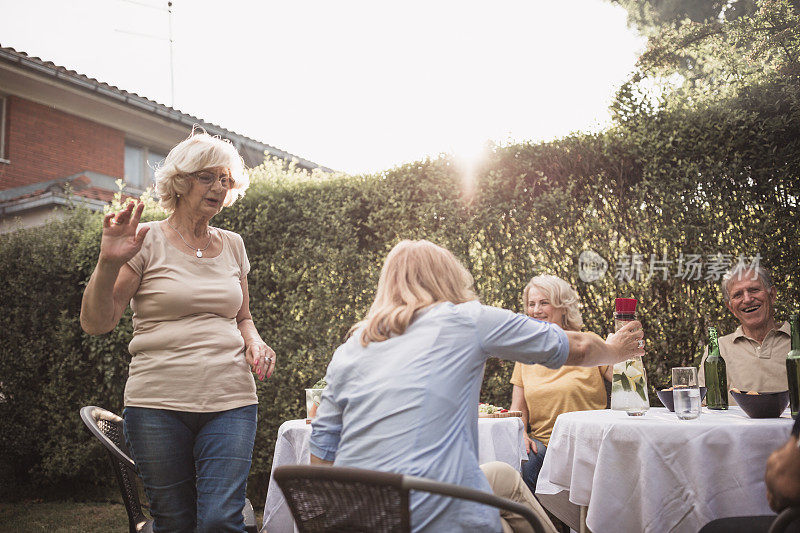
top-left (563, 320), bottom-right (644, 368)
top-left (765, 417), bottom-right (800, 512)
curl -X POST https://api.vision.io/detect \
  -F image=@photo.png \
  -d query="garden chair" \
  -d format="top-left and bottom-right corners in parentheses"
top-left (274, 464), bottom-right (549, 533)
top-left (80, 406), bottom-right (258, 533)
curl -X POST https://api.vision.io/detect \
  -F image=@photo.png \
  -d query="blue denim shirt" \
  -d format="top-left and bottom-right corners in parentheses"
top-left (310, 300), bottom-right (569, 532)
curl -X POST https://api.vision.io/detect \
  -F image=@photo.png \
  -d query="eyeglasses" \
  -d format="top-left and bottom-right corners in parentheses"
top-left (189, 170), bottom-right (235, 189)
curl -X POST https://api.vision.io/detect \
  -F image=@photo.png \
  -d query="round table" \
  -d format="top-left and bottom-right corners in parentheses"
top-left (536, 406), bottom-right (793, 533)
top-left (263, 416), bottom-right (526, 533)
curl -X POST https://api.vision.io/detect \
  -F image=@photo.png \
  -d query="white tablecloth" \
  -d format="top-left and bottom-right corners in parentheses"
top-left (263, 416), bottom-right (526, 533)
top-left (536, 407), bottom-right (793, 533)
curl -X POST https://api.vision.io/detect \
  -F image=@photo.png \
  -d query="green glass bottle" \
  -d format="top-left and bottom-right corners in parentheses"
top-left (786, 314), bottom-right (800, 417)
top-left (704, 326), bottom-right (728, 410)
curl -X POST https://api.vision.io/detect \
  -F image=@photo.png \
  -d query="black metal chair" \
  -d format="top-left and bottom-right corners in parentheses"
top-left (274, 464), bottom-right (548, 533)
top-left (80, 406), bottom-right (153, 533)
top-left (80, 406), bottom-right (258, 533)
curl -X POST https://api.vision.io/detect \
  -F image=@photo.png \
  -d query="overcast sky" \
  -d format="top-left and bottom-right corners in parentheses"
top-left (0, 0), bottom-right (645, 174)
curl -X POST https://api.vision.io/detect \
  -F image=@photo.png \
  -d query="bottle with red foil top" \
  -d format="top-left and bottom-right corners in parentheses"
top-left (610, 298), bottom-right (650, 416)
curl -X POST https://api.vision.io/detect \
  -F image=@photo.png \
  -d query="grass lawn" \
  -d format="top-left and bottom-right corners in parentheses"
top-left (0, 501), bottom-right (265, 532)
top-left (0, 501), bottom-right (128, 532)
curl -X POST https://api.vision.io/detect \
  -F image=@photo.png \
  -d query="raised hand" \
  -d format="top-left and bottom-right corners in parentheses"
top-left (100, 201), bottom-right (150, 267)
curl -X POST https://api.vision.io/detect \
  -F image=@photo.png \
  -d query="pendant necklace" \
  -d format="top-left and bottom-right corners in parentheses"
top-left (167, 219), bottom-right (213, 258)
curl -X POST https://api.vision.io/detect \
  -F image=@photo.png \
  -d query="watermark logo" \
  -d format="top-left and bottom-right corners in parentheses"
top-left (577, 251), bottom-right (761, 284)
top-left (578, 250), bottom-right (608, 283)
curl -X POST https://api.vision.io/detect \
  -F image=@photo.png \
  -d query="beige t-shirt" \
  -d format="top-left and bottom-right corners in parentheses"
top-left (699, 321), bottom-right (790, 405)
top-left (124, 221), bottom-right (257, 412)
top-left (510, 362), bottom-right (609, 446)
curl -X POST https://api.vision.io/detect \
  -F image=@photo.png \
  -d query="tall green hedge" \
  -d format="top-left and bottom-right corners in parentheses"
top-left (1, 79), bottom-right (798, 501)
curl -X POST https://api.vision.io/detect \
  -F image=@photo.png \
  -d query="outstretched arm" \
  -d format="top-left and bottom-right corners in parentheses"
top-left (563, 320), bottom-right (644, 367)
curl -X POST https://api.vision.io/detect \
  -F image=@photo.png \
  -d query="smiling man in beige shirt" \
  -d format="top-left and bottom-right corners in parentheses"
top-left (699, 264), bottom-right (790, 404)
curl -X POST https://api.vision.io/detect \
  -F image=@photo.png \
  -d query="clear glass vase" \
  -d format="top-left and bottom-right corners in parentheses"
top-left (611, 357), bottom-right (649, 416)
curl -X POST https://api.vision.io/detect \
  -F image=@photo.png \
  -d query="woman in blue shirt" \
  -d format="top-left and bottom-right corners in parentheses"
top-left (310, 239), bottom-right (644, 532)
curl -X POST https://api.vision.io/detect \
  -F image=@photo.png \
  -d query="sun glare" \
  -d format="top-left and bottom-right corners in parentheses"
top-left (452, 138), bottom-right (490, 202)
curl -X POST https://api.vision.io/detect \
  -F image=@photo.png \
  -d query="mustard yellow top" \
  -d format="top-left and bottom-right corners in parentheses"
top-left (510, 362), bottom-right (608, 446)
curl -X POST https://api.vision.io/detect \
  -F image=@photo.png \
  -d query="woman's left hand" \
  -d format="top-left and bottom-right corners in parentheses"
top-left (246, 341), bottom-right (275, 381)
top-left (523, 433), bottom-right (538, 454)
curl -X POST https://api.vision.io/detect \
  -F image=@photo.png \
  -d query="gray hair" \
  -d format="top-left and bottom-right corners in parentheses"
top-left (721, 263), bottom-right (774, 304)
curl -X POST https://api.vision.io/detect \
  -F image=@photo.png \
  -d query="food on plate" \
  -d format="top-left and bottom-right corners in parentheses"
top-left (477, 403), bottom-right (524, 418)
top-left (730, 387), bottom-right (741, 393)
top-left (746, 390), bottom-right (759, 395)
top-left (478, 403), bottom-right (507, 414)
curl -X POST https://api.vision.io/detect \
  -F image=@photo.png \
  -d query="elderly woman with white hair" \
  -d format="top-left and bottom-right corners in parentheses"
top-left (80, 130), bottom-right (275, 532)
top-left (510, 275), bottom-right (612, 494)
top-left (310, 241), bottom-right (643, 532)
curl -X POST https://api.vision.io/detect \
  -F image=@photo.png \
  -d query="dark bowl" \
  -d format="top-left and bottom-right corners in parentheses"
top-left (656, 387), bottom-right (707, 412)
top-left (730, 390), bottom-right (790, 418)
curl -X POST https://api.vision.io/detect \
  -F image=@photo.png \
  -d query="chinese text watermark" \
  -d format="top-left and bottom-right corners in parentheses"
top-left (577, 251), bottom-right (762, 284)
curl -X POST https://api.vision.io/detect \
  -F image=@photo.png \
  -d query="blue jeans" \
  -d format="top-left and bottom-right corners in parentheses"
top-left (521, 438), bottom-right (547, 494)
top-left (123, 405), bottom-right (257, 533)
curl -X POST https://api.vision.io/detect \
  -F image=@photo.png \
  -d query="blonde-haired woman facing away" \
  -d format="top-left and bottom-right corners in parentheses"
top-left (510, 275), bottom-right (612, 494)
top-left (309, 241), bottom-right (643, 533)
top-left (80, 130), bottom-right (275, 532)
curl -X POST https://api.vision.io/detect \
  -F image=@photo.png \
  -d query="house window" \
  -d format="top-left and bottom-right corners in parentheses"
top-left (0, 95), bottom-right (7, 161)
top-left (124, 144), bottom-right (167, 189)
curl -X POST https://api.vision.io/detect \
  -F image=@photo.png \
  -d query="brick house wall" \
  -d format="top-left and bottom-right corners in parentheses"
top-left (0, 96), bottom-right (124, 191)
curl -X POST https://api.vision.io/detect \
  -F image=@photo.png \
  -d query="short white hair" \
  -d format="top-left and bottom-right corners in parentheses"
top-left (154, 128), bottom-right (249, 213)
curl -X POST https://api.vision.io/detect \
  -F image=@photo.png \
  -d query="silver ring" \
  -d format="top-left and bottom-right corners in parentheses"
top-left (265, 357), bottom-right (272, 363)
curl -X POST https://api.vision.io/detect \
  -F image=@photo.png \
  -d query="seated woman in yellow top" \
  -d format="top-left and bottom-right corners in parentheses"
top-left (510, 274), bottom-right (611, 493)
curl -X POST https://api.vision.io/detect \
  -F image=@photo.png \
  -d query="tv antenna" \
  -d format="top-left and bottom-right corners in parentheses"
top-left (115, 0), bottom-right (175, 107)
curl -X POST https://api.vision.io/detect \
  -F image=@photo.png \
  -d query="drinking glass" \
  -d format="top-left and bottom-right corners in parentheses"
top-left (305, 388), bottom-right (323, 419)
top-left (672, 367), bottom-right (701, 420)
